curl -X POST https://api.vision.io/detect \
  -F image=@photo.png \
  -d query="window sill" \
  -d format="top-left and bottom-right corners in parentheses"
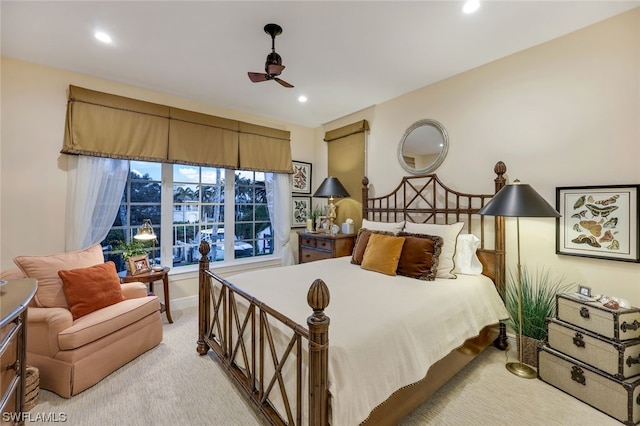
top-left (167, 255), bottom-right (282, 281)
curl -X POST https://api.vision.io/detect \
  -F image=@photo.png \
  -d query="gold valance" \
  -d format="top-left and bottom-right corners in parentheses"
top-left (323, 119), bottom-right (369, 142)
top-left (62, 85), bottom-right (293, 173)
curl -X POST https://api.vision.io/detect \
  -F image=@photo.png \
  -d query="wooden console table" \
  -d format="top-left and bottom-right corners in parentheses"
top-left (119, 267), bottom-right (173, 324)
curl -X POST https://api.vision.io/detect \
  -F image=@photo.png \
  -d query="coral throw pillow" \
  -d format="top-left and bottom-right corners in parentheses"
top-left (58, 261), bottom-right (125, 320)
top-left (361, 233), bottom-right (406, 276)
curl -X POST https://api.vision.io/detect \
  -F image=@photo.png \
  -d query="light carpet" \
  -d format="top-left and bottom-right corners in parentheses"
top-left (27, 307), bottom-right (618, 425)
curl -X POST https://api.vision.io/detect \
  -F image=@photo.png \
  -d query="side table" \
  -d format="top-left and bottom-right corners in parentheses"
top-left (118, 267), bottom-right (173, 323)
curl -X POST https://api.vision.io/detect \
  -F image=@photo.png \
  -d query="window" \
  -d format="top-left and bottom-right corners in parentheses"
top-left (102, 161), bottom-right (274, 272)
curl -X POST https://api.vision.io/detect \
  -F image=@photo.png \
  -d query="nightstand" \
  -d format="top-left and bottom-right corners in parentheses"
top-left (298, 232), bottom-right (356, 264)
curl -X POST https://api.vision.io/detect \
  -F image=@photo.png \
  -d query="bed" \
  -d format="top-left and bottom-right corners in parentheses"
top-left (197, 161), bottom-right (510, 426)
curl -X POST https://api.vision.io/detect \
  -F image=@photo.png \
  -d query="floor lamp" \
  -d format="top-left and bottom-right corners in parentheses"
top-left (134, 219), bottom-right (157, 267)
top-left (478, 179), bottom-right (561, 379)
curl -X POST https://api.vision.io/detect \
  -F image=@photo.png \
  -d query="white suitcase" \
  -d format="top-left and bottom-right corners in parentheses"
top-left (556, 293), bottom-right (640, 341)
top-left (538, 345), bottom-right (640, 425)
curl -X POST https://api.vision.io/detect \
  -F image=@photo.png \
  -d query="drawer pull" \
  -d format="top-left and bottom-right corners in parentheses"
top-left (6, 359), bottom-right (20, 372)
top-left (571, 366), bottom-right (586, 385)
top-left (579, 307), bottom-right (590, 319)
top-left (621, 320), bottom-right (640, 333)
top-left (626, 354), bottom-right (640, 367)
top-left (572, 332), bottom-right (585, 348)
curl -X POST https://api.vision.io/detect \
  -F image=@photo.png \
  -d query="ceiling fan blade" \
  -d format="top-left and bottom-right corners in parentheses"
top-left (266, 63), bottom-right (285, 76)
top-left (248, 72), bottom-right (269, 83)
top-left (274, 77), bottom-right (294, 88)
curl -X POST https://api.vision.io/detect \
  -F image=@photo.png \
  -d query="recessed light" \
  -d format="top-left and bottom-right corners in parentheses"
top-left (94, 31), bottom-right (112, 44)
top-left (462, 0), bottom-right (480, 14)
top-left (298, 95), bottom-right (307, 103)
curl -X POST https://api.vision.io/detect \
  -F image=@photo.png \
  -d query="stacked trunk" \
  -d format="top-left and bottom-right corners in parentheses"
top-left (538, 293), bottom-right (640, 425)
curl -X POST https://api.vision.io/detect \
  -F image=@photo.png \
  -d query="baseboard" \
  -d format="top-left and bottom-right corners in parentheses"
top-left (170, 295), bottom-right (198, 310)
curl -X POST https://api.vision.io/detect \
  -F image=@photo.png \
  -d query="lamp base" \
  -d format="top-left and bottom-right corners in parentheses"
top-left (506, 362), bottom-right (537, 379)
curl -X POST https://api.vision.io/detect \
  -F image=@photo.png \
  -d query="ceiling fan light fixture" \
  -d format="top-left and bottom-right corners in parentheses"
top-left (247, 23), bottom-right (294, 88)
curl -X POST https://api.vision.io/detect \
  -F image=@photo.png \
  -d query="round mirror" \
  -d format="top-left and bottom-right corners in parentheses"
top-left (397, 119), bottom-right (449, 175)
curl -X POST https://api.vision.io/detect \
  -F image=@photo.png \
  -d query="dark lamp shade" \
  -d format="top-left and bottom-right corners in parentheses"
top-left (313, 177), bottom-right (350, 198)
top-left (478, 182), bottom-right (561, 218)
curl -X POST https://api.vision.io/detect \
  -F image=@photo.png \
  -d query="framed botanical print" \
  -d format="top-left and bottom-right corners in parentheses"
top-left (556, 184), bottom-right (639, 263)
top-left (292, 196), bottom-right (311, 228)
top-left (292, 161), bottom-right (312, 194)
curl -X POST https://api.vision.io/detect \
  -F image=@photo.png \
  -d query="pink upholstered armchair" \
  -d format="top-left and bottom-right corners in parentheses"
top-left (1, 243), bottom-right (163, 398)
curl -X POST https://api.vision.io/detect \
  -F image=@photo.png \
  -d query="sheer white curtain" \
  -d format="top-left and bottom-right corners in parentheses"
top-left (266, 173), bottom-right (294, 266)
top-left (66, 155), bottom-right (128, 251)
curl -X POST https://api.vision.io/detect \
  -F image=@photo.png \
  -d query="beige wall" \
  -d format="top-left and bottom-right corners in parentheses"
top-left (0, 57), bottom-right (316, 302)
top-left (323, 9), bottom-right (640, 305)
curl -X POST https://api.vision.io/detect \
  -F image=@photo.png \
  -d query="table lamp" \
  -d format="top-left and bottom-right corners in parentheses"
top-left (313, 177), bottom-right (350, 230)
top-left (478, 179), bottom-right (561, 379)
top-left (134, 219), bottom-right (157, 267)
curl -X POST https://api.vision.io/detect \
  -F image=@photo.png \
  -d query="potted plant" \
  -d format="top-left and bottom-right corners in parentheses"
top-left (504, 265), bottom-right (574, 367)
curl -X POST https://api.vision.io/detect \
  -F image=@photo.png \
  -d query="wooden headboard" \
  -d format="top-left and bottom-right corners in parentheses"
top-left (361, 161), bottom-right (507, 294)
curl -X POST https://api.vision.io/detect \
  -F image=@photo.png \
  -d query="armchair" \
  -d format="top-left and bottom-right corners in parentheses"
top-left (2, 244), bottom-right (163, 398)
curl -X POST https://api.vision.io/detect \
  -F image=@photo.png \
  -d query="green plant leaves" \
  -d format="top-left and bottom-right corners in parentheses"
top-left (504, 266), bottom-right (574, 341)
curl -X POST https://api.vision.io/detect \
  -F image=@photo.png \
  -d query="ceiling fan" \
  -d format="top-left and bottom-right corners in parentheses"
top-left (248, 23), bottom-right (294, 88)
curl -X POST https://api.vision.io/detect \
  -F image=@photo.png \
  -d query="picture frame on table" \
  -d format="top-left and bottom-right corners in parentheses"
top-left (292, 161), bottom-right (312, 194)
top-left (556, 184), bottom-right (640, 263)
top-left (128, 254), bottom-right (150, 275)
top-left (292, 196), bottom-right (312, 228)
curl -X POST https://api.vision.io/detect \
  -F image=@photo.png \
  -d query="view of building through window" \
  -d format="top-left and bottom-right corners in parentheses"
top-left (102, 161), bottom-right (274, 272)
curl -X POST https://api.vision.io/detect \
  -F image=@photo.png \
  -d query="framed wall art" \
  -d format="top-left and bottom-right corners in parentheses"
top-left (292, 161), bottom-right (312, 194)
top-left (292, 196), bottom-right (311, 228)
top-left (556, 184), bottom-right (639, 263)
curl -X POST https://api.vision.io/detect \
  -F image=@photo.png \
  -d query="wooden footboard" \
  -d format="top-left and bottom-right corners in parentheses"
top-left (197, 241), bottom-right (330, 426)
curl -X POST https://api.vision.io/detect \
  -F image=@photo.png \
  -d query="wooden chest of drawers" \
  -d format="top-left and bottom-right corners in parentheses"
top-left (1, 279), bottom-right (37, 425)
top-left (298, 232), bottom-right (356, 264)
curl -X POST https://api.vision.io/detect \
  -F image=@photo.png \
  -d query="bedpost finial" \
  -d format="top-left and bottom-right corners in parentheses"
top-left (308, 279), bottom-right (330, 312)
top-left (362, 176), bottom-right (369, 186)
top-left (494, 161), bottom-right (507, 176)
top-left (199, 240), bottom-right (210, 257)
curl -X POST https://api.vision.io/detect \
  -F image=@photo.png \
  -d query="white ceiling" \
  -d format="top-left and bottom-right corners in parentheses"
top-left (2, 1), bottom-right (638, 128)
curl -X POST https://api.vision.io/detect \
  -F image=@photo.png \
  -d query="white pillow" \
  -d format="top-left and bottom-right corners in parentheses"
top-left (402, 222), bottom-right (464, 278)
top-left (453, 234), bottom-right (483, 275)
top-left (361, 219), bottom-right (405, 235)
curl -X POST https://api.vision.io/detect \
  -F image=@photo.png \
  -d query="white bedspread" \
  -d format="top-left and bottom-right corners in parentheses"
top-left (226, 257), bottom-right (508, 426)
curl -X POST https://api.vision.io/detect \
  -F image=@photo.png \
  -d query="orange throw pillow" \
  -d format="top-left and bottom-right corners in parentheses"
top-left (58, 261), bottom-right (125, 320)
top-left (361, 233), bottom-right (406, 276)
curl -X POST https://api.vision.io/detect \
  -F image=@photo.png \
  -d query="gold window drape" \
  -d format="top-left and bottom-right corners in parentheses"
top-left (324, 119), bottom-right (369, 230)
top-left (62, 85), bottom-right (293, 173)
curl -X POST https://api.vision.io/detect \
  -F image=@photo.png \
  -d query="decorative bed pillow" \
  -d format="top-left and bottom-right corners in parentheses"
top-left (58, 261), bottom-right (125, 320)
top-left (402, 222), bottom-right (464, 279)
top-left (351, 228), bottom-right (395, 265)
top-left (360, 233), bottom-right (406, 276)
top-left (453, 234), bottom-right (483, 275)
top-left (396, 232), bottom-right (443, 281)
top-left (361, 219), bottom-right (405, 235)
top-left (14, 243), bottom-right (105, 308)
